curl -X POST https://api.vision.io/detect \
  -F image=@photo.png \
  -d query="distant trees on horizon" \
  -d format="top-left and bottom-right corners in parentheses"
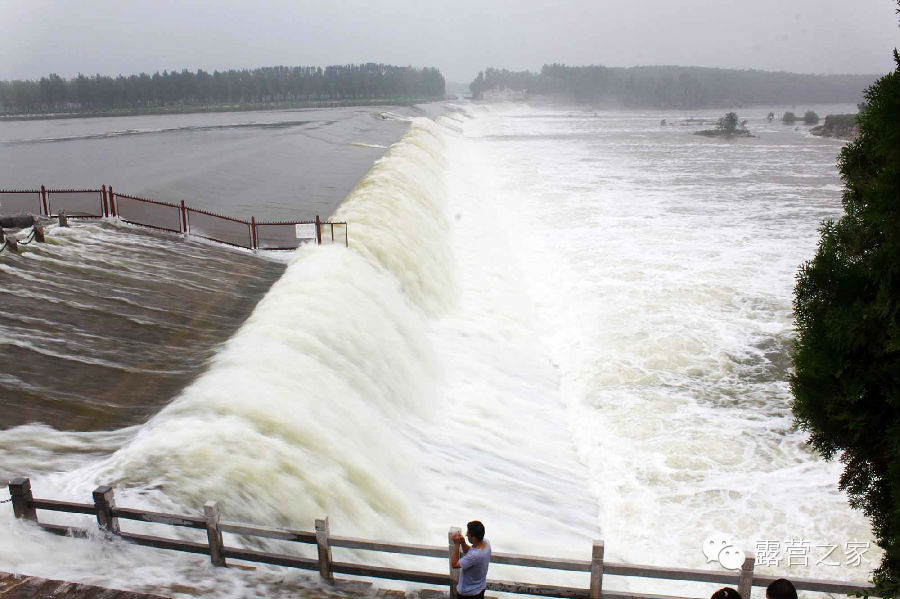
top-left (0, 64), bottom-right (446, 114)
top-left (469, 64), bottom-right (877, 108)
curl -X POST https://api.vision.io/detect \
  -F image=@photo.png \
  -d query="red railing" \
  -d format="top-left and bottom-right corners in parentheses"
top-left (114, 192), bottom-right (183, 234)
top-left (45, 188), bottom-right (105, 218)
top-left (185, 206), bottom-right (253, 249)
top-left (2, 186), bottom-right (110, 219)
top-left (255, 218), bottom-right (320, 250)
top-left (0, 190), bottom-right (43, 215)
top-left (318, 221), bottom-right (349, 246)
top-left (0, 185), bottom-right (348, 251)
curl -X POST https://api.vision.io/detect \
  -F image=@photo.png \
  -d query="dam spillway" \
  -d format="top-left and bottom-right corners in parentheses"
top-left (0, 103), bottom-right (878, 597)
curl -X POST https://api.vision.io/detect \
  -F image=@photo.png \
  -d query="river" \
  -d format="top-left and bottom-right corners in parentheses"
top-left (0, 102), bottom-right (876, 598)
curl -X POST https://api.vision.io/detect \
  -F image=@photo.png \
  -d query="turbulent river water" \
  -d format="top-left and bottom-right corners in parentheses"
top-left (0, 102), bottom-right (877, 598)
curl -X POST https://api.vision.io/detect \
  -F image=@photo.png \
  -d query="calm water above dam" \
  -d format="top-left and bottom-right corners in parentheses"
top-left (0, 104), bottom-right (442, 220)
top-left (0, 102), bottom-right (878, 598)
top-left (0, 104), bottom-right (442, 431)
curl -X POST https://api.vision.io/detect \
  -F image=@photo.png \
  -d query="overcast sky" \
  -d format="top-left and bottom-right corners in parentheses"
top-left (2, 0), bottom-right (898, 84)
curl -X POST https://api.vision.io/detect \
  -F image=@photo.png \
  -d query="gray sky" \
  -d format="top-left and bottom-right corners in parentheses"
top-left (2, 0), bottom-right (898, 84)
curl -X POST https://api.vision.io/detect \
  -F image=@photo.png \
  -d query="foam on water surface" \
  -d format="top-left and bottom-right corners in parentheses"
top-left (460, 104), bottom-right (875, 587)
top-left (0, 104), bottom-right (878, 597)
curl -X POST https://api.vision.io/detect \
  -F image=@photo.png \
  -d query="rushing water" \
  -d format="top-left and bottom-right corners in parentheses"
top-left (0, 103), bottom-right (878, 598)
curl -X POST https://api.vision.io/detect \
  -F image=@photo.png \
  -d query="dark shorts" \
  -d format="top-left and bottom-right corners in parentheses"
top-left (458, 592), bottom-right (485, 599)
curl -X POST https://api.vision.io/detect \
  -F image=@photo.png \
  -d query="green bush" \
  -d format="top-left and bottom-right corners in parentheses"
top-left (792, 48), bottom-right (900, 597)
top-left (825, 113), bottom-right (857, 130)
top-left (782, 111), bottom-right (797, 123)
top-left (804, 110), bottom-right (820, 124)
top-left (717, 112), bottom-right (740, 134)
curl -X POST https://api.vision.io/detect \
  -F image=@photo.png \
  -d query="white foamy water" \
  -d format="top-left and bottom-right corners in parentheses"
top-left (456, 104), bottom-right (876, 590)
top-left (0, 105), bottom-right (877, 597)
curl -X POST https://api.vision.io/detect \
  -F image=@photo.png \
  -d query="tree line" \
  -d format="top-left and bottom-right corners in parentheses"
top-left (0, 64), bottom-right (446, 115)
top-left (469, 64), bottom-right (877, 108)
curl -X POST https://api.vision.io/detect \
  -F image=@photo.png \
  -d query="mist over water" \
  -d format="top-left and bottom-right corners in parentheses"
top-left (0, 103), bottom-right (878, 597)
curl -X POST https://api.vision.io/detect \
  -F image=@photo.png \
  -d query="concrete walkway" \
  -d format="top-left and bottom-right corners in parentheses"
top-left (0, 572), bottom-right (169, 599)
top-left (0, 571), bottom-right (462, 599)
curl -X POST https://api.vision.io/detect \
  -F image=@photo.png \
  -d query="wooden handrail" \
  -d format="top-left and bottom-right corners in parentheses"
top-left (7, 478), bottom-right (878, 599)
top-left (219, 520), bottom-right (316, 543)
top-left (330, 535), bottom-right (446, 558)
top-left (222, 546), bottom-right (319, 570)
top-left (494, 553), bottom-right (591, 572)
top-left (31, 499), bottom-right (96, 515)
top-left (604, 562), bottom-right (738, 584)
top-left (111, 506), bottom-right (206, 529)
top-left (334, 562), bottom-right (449, 586)
top-left (118, 531), bottom-right (210, 555)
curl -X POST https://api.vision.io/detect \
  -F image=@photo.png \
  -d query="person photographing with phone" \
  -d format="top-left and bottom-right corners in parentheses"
top-left (450, 521), bottom-right (491, 599)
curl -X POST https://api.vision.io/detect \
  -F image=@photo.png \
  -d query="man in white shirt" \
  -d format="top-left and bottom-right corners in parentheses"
top-left (450, 520), bottom-right (491, 599)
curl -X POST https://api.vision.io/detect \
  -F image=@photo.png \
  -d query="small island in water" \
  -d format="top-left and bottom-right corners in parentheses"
top-left (810, 113), bottom-right (859, 140)
top-left (694, 112), bottom-right (753, 138)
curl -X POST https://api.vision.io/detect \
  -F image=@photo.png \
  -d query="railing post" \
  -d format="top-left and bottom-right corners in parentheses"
top-left (108, 185), bottom-right (116, 217)
top-left (449, 526), bottom-right (461, 599)
top-left (92, 485), bottom-right (119, 534)
top-left (8, 478), bottom-right (37, 521)
top-left (101, 185), bottom-right (109, 218)
top-left (40, 185), bottom-right (48, 217)
top-left (251, 216), bottom-right (257, 250)
top-left (738, 556), bottom-right (755, 599)
top-left (590, 540), bottom-right (604, 599)
top-left (315, 214), bottom-right (322, 245)
top-left (204, 501), bottom-right (226, 567)
top-left (181, 200), bottom-right (188, 234)
top-left (315, 517), bottom-right (334, 584)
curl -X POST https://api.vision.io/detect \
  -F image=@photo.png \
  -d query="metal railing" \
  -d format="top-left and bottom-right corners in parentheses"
top-left (6, 478), bottom-right (877, 599)
top-left (0, 187), bottom-right (347, 250)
